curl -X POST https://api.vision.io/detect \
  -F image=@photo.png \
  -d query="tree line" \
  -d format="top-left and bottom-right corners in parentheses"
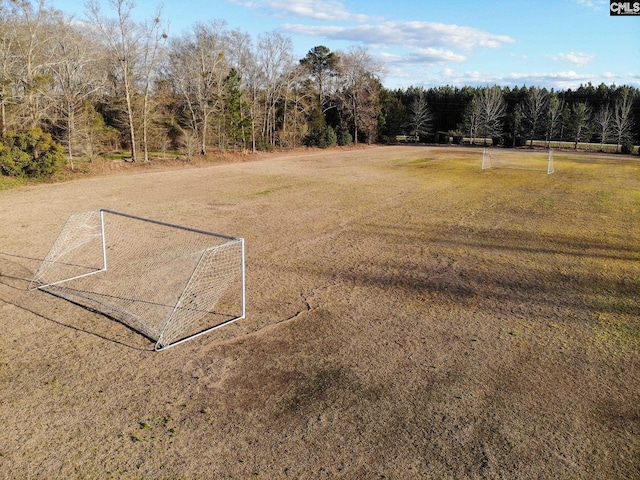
top-left (0, 0), bottom-right (638, 179)
top-left (382, 83), bottom-right (638, 153)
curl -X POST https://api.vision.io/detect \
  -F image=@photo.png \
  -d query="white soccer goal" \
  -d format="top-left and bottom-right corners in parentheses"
top-left (482, 148), bottom-right (555, 174)
top-left (29, 209), bottom-right (245, 351)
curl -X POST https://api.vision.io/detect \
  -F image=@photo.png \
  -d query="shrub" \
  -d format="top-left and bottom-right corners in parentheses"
top-left (254, 139), bottom-right (276, 152)
top-left (621, 141), bottom-right (635, 155)
top-left (0, 128), bottom-right (64, 178)
top-left (336, 127), bottom-right (353, 146)
top-left (320, 126), bottom-right (337, 148)
top-left (303, 125), bottom-right (337, 149)
top-left (0, 143), bottom-right (30, 176)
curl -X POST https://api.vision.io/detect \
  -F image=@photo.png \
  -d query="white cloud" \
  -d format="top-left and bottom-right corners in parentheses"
top-left (228, 0), bottom-right (372, 22)
top-left (573, 0), bottom-right (608, 11)
top-left (413, 47), bottom-right (467, 63)
top-left (389, 68), bottom-right (640, 90)
top-left (550, 51), bottom-right (594, 67)
top-left (230, 0), bottom-right (516, 82)
top-left (282, 21), bottom-right (514, 51)
top-left (282, 20), bottom-right (512, 78)
top-left (379, 48), bottom-right (466, 65)
top-left (502, 70), bottom-right (617, 89)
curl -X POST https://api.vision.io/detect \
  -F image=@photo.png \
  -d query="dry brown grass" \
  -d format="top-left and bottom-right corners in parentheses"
top-left (0, 146), bottom-right (638, 479)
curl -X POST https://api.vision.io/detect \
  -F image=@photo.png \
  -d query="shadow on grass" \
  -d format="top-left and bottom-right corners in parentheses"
top-left (361, 221), bottom-right (640, 262)
top-left (0, 251), bottom-right (152, 351)
top-left (272, 221), bottom-right (639, 324)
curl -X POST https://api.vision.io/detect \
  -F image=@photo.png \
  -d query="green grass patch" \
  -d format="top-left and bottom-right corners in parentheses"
top-left (407, 158), bottom-right (430, 166)
top-left (594, 313), bottom-right (640, 347)
top-left (246, 183), bottom-right (293, 198)
top-left (540, 197), bottom-right (556, 208)
top-left (0, 175), bottom-right (27, 191)
top-left (252, 188), bottom-right (278, 196)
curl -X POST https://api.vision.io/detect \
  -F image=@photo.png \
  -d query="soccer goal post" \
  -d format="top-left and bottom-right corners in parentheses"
top-left (482, 148), bottom-right (555, 174)
top-left (29, 209), bottom-right (245, 351)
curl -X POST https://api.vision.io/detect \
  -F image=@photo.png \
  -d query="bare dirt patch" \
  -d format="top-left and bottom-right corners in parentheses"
top-left (1, 146), bottom-right (638, 478)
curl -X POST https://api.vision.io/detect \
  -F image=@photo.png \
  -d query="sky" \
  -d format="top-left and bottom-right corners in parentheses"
top-left (53, 0), bottom-right (640, 90)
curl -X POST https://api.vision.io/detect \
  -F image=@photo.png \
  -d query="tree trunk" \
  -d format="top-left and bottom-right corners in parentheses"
top-left (0, 98), bottom-right (6, 137)
top-left (201, 112), bottom-right (208, 155)
top-left (67, 103), bottom-right (75, 171)
top-left (123, 75), bottom-right (137, 162)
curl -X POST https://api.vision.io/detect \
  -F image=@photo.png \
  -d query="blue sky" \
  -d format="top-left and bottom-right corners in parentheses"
top-left (55, 0), bottom-right (639, 90)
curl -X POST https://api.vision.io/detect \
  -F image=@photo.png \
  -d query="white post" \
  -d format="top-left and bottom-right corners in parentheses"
top-left (547, 150), bottom-right (554, 174)
top-left (100, 209), bottom-right (108, 271)
top-left (482, 148), bottom-right (489, 169)
top-left (240, 238), bottom-right (246, 319)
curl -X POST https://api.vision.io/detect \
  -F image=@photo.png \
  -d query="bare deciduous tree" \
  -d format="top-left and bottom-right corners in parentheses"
top-left (138, 8), bottom-right (167, 162)
top-left (406, 89), bottom-right (432, 139)
top-left (87, 0), bottom-right (140, 162)
top-left (612, 88), bottom-right (635, 152)
top-left (50, 22), bottom-right (105, 168)
top-left (569, 102), bottom-right (591, 149)
top-left (337, 46), bottom-right (383, 144)
top-left (472, 86), bottom-right (506, 145)
top-left (255, 31), bottom-right (293, 148)
top-left (521, 86), bottom-right (548, 147)
top-left (0, 1), bottom-right (20, 136)
top-left (12, 0), bottom-right (62, 129)
top-left (545, 93), bottom-right (563, 148)
top-left (166, 20), bottom-right (229, 156)
top-left (593, 104), bottom-right (613, 152)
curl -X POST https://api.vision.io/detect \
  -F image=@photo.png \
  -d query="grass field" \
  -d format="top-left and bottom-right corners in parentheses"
top-left (0, 146), bottom-right (638, 478)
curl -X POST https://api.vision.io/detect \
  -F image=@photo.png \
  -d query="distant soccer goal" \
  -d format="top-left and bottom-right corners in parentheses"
top-left (29, 209), bottom-right (245, 351)
top-left (482, 148), bottom-right (555, 174)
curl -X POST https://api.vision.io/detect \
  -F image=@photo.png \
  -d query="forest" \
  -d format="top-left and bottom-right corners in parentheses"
top-left (0, 0), bottom-right (638, 179)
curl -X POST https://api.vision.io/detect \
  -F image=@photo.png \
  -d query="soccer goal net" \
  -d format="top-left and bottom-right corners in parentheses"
top-left (482, 148), bottom-right (555, 174)
top-left (29, 209), bottom-right (245, 351)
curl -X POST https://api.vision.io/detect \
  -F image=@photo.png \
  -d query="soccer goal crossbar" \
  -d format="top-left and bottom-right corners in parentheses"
top-left (482, 148), bottom-right (555, 174)
top-left (29, 209), bottom-right (245, 351)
